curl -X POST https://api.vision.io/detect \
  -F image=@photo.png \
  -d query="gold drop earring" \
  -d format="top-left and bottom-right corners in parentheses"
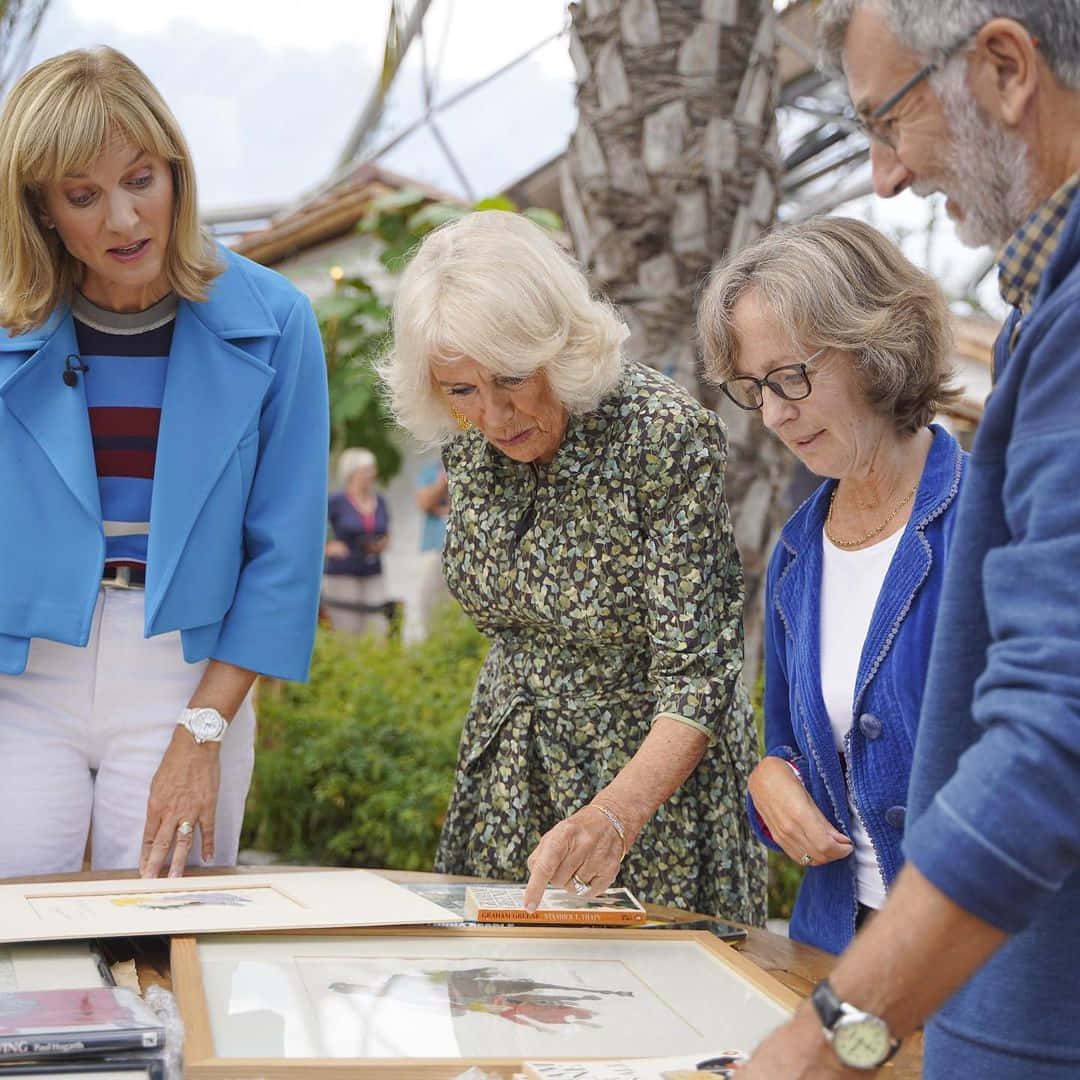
top-left (450, 406), bottom-right (473, 432)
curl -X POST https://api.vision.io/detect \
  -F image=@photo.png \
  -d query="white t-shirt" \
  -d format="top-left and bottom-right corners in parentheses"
top-left (819, 526), bottom-right (904, 910)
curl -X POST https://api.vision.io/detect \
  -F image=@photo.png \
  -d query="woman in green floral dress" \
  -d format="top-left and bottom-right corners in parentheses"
top-left (380, 211), bottom-right (766, 924)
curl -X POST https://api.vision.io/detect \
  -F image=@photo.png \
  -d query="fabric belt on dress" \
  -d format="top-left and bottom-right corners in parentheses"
top-left (101, 564), bottom-right (146, 589)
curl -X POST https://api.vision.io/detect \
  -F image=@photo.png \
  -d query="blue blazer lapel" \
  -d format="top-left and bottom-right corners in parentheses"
top-left (777, 527), bottom-right (830, 733)
top-left (0, 314), bottom-right (102, 526)
top-left (146, 258), bottom-right (279, 614)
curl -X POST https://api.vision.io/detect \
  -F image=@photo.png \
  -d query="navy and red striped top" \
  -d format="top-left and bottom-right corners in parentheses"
top-left (72, 291), bottom-right (176, 569)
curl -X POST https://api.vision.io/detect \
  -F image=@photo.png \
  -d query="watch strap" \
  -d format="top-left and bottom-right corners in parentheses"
top-left (811, 978), bottom-right (844, 1030)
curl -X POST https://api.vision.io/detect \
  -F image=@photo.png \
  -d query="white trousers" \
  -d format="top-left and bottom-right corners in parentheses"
top-left (0, 587), bottom-right (255, 877)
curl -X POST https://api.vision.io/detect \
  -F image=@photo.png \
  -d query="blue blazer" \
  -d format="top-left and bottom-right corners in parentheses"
top-left (0, 247), bottom-right (329, 681)
top-left (748, 424), bottom-right (966, 954)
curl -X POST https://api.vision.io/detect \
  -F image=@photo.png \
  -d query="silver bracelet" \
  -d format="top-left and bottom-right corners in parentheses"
top-left (589, 803), bottom-right (628, 862)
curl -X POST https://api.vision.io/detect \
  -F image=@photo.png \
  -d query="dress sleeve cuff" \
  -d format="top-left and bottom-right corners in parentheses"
top-left (653, 711), bottom-right (715, 743)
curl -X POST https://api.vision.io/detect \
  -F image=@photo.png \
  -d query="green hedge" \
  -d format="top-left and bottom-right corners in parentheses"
top-left (242, 604), bottom-right (488, 869)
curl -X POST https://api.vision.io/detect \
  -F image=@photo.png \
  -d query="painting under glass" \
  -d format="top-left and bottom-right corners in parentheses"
top-left (198, 933), bottom-right (791, 1059)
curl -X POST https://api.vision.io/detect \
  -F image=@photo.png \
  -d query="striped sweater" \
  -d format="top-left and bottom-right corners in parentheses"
top-left (72, 291), bottom-right (175, 568)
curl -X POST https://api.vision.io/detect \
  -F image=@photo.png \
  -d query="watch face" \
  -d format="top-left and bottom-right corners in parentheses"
top-left (188, 709), bottom-right (226, 740)
top-left (833, 1016), bottom-right (892, 1068)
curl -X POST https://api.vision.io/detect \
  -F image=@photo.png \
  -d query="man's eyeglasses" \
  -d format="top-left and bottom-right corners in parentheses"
top-left (719, 349), bottom-right (825, 412)
top-left (853, 37), bottom-right (971, 150)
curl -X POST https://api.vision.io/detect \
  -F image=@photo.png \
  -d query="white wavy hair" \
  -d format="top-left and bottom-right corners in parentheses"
top-left (378, 210), bottom-right (628, 446)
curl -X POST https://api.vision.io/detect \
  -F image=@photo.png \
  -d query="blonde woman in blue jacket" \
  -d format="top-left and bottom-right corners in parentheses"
top-left (0, 48), bottom-right (328, 879)
top-left (700, 217), bottom-right (967, 954)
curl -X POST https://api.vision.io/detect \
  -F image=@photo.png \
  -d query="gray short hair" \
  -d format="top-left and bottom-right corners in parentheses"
top-left (378, 211), bottom-right (627, 446)
top-left (336, 447), bottom-right (376, 488)
top-left (698, 216), bottom-right (960, 436)
top-left (819, 0), bottom-right (1080, 90)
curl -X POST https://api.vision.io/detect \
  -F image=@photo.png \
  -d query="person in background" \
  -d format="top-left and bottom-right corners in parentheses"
top-left (414, 460), bottom-right (451, 634)
top-left (738, 2), bottom-right (1080, 1077)
top-left (379, 210), bottom-right (765, 923)
top-left (0, 47), bottom-right (328, 880)
top-left (323, 447), bottom-right (391, 637)
top-left (699, 216), bottom-right (966, 955)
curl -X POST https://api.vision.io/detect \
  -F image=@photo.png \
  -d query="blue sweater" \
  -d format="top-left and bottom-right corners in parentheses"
top-left (903, 190), bottom-right (1080, 1077)
top-left (749, 424), bottom-right (966, 955)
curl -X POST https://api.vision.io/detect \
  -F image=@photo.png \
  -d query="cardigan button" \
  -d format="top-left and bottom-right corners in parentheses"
top-left (858, 713), bottom-right (882, 740)
top-left (885, 805), bottom-right (906, 829)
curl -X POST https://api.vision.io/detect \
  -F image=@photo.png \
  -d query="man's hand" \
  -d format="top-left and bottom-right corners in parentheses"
top-left (733, 1005), bottom-right (870, 1078)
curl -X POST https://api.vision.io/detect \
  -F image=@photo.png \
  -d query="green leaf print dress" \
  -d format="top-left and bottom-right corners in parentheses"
top-left (435, 363), bottom-right (767, 924)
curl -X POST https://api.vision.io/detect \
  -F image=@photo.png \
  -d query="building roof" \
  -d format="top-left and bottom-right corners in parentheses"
top-left (229, 162), bottom-right (459, 267)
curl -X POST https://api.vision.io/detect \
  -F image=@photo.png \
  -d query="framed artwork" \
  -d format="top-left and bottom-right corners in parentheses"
top-left (0, 871), bottom-right (460, 945)
top-left (0, 941), bottom-right (110, 991)
top-left (171, 927), bottom-right (801, 1078)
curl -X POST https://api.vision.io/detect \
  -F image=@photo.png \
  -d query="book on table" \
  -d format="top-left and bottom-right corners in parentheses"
top-left (0, 1056), bottom-right (166, 1077)
top-left (0, 986), bottom-right (163, 1063)
top-left (464, 884), bottom-right (647, 925)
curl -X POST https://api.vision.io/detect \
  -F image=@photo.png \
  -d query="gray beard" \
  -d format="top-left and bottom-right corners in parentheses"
top-left (920, 75), bottom-right (1034, 251)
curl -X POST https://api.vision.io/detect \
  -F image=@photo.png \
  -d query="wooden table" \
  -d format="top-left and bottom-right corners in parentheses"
top-left (9, 867), bottom-right (922, 1077)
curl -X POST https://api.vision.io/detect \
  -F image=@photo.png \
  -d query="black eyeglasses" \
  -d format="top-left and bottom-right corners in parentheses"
top-left (853, 36), bottom-right (971, 150)
top-left (719, 349), bottom-right (825, 411)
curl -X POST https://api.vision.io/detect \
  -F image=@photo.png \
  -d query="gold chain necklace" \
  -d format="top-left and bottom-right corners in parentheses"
top-left (825, 476), bottom-right (920, 549)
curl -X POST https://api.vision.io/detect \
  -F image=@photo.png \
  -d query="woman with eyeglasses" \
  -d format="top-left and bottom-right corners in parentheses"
top-left (379, 210), bottom-right (765, 924)
top-left (699, 216), bottom-right (967, 954)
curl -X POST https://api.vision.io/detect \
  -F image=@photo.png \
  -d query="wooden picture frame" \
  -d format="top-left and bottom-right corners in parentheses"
top-left (171, 926), bottom-right (801, 1078)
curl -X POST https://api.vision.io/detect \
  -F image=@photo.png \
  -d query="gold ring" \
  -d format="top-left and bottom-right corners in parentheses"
top-left (570, 873), bottom-right (590, 896)
top-left (800, 852), bottom-right (812, 866)
top-left (177, 820), bottom-right (195, 837)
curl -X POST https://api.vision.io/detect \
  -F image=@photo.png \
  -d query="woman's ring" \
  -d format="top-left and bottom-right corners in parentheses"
top-left (177, 820), bottom-right (195, 837)
top-left (570, 873), bottom-right (590, 896)
top-left (800, 852), bottom-right (812, 866)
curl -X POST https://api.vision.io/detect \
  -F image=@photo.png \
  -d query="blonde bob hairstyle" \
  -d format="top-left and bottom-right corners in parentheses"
top-left (699, 216), bottom-right (960, 435)
top-left (379, 210), bottom-right (627, 445)
top-left (0, 46), bottom-right (221, 335)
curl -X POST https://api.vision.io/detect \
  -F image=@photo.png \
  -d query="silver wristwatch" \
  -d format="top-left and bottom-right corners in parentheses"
top-left (177, 706), bottom-right (228, 744)
top-left (811, 979), bottom-right (900, 1069)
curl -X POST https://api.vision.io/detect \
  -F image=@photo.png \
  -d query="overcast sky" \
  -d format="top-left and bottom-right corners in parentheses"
top-left (31, 0), bottom-right (576, 210)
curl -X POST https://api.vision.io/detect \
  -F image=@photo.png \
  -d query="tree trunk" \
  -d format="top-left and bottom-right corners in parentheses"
top-left (561, 0), bottom-right (794, 689)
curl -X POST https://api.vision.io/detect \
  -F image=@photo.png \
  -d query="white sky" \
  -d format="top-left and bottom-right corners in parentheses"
top-left (60, 0), bottom-right (574, 79)
top-left (33, 0), bottom-right (576, 208)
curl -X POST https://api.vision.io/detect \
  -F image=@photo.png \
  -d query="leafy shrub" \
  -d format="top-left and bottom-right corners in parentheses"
top-left (242, 604), bottom-right (488, 869)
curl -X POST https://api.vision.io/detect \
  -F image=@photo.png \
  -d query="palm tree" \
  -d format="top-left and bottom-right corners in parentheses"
top-left (561, 0), bottom-right (792, 685)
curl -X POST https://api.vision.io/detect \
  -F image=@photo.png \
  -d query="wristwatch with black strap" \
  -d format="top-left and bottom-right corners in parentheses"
top-left (811, 978), bottom-right (901, 1069)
